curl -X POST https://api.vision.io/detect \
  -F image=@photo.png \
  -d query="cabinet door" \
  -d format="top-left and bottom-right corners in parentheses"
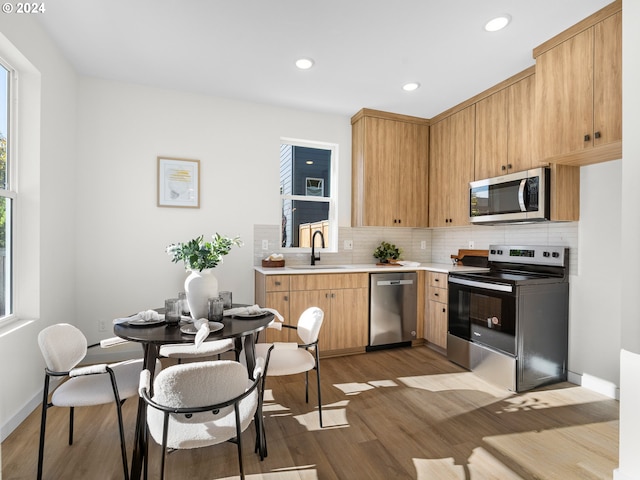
top-left (447, 106), bottom-right (475, 226)
top-left (429, 107), bottom-right (475, 228)
top-left (535, 28), bottom-right (594, 160)
top-left (427, 300), bottom-right (448, 350)
top-left (593, 11), bottom-right (622, 147)
top-left (289, 290), bottom-right (332, 350)
top-left (329, 288), bottom-right (368, 350)
top-left (263, 292), bottom-right (291, 343)
top-left (475, 89), bottom-right (508, 179)
top-left (362, 117), bottom-right (399, 227)
top-left (508, 74), bottom-right (536, 171)
top-left (396, 122), bottom-right (429, 227)
top-left (428, 117), bottom-right (449, 227)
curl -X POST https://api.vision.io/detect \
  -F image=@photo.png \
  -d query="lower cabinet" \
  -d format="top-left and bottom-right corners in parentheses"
top-left (424, 272), bottom-right (448, 350)
top-left (255, 271), bottom-right (369, 355)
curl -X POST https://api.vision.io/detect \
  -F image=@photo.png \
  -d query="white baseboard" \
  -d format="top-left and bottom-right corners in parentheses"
top-left (567, 370), bottom-right (620, 400)
top-left (613, 468), bottom-right (635, 480)
top-left (1, 389), bottom-right (41, 442)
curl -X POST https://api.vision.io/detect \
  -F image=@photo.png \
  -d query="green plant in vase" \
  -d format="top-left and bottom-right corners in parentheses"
top-left (373, 241), bottom-right (402, 264)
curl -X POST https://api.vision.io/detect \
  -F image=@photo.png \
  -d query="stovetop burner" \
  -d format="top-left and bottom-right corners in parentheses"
top-left (450, 245), bottom-right (569, 285)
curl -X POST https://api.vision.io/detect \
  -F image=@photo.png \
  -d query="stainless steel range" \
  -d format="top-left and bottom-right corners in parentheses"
top-left (447, 245), bottom-right (569, 392)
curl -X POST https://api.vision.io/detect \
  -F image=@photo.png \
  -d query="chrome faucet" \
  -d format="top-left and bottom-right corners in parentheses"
top-left (310, 230), bottom-right (325, 265)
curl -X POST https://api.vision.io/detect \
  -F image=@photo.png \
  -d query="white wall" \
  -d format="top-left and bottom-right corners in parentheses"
top-left (616, 0), bottom-right (640, 477)
top-left (0, 15), bottom-right (77, 439)
top-left (75, 78), bottom-right (352, 345)
top-left (570, 161), bottom-right (621, 396)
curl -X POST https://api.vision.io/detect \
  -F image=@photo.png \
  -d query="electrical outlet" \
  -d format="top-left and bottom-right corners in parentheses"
top-left (262, 239), bottom-right (269, 251)
top-left (468, 240), bottom-right (475, 249)
top-left (344, 240), bottom-right (353, 250)
top-left (420, 240), bottom-right (427, 250)
top-left (98, 319), bottom-right (109, 332)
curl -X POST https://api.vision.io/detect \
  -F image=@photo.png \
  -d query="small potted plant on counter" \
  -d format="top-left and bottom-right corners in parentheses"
top-left (373, 241), bottom-right (402, 265)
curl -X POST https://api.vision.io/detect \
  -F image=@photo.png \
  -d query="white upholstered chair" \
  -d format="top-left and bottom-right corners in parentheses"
top-left (255, 306), bottom-right (325, 442)
top-left (159, 338), bottom-right (239, 363)
top-left (37, 323), bottom-right (151, 480)
top-left (139, 359), bottom-right (263, 480)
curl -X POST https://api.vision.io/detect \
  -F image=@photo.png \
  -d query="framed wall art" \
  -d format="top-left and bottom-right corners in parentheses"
top-left (157, 157), bottom-right (200, 208)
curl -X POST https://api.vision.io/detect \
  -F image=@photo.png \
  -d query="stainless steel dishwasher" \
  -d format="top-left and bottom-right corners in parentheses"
top-left (368, 272), bottom-right (417, 350)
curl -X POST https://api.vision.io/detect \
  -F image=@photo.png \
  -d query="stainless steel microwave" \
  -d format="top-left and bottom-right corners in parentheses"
top-left (469, 167), bottom-right (550, 224)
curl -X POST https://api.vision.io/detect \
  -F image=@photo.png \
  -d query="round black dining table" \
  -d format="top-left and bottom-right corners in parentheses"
top-left (114, 306), bottom-right (274, 480)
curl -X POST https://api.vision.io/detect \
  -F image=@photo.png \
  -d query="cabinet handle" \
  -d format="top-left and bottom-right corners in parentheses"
top-left (595, 131), bottom-right (601, 139)
top-left (284, 295), bottom-right (288, 301)
top-left (584, 134), bottom-right (591, 142)
top-left (442, 307), bottom-right (446, 313)
top-left (275, 281), bottom-right (281, 286)
top-left (434, 293), bottom-right (439, 297)
top-left (434, 278), bottom-right (439, 282)
top-left (325, 293), bottom-right (330, 299)
top-left (507, 164), bottom-right (512, 170)
top-left (331, 293), bottom-right (335, 298)
top-left (501, 165), bottom-right (507, 171)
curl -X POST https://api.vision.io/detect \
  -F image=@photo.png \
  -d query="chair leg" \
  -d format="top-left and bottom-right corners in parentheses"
top-left (37, 375), bottom-right (51, 480)
top-left (108, 369), bottom-right (130, 480)
top-left (160, 413), bottom-right (170, 480)
top-left (68, 407), bottom-right (74, 445)
top-left (234, 406), bottom-right (245, 479)
top-left (315, 353), bottom-right (323, 428)
top-left (305, 371), bottom-right (309, 403)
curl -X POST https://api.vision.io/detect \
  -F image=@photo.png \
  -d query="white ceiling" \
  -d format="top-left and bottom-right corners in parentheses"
top-left (36, 0), bottom-right (612, 119)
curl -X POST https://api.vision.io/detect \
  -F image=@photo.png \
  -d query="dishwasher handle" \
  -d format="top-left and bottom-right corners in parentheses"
top-left (376, 279), bottom-right (414, 286)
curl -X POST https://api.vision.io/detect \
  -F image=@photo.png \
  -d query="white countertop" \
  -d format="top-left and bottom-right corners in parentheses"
top-left (254, 262), bottom-right (489, 275)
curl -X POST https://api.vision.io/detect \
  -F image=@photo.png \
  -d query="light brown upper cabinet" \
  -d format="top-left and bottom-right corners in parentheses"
top-left (351, 109), bottom-right (429, 227)
top-left (534, 1), bottom-right (621, 166)
top-left (429, 105), bottom-right (475, 227)
top-left (475, 72), bottom-right (536, 180)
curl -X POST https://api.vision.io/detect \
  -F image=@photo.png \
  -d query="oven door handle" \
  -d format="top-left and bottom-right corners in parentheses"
top-left (518, 179), bottom-right (527, 211)
top-left (448, 277), bottom-right (513, 293)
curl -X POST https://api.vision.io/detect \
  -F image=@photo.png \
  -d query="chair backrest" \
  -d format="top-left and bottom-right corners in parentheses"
top-left (152, 360), bottom-right (249, 409)
top-left (296, 307), bottom-right (324, 345)
top-left (37, 323), bottom-right (88, 372)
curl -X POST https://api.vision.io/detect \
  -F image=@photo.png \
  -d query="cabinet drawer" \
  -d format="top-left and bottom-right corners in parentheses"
top-left (428, 286), bottom-right (448, 304)
top-left (428, 272), bottom-right (448, 289)
top-left (266, 275), bottom-right (290, 292)
top-left (290, 273), bottom-right (368, 291)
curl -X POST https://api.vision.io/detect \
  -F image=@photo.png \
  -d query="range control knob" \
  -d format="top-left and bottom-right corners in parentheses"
top-left (497, 250), bottom-right (503, 255)
top-left (552, 252), bottom-right (560, 258)
top-left (543, 251), bottom-right (550, 257)
top-left (490, 249), bottom-right (497, 255)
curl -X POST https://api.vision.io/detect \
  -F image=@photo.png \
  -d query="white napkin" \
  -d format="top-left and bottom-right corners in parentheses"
top-left (397, 260), bottom-right (421, 267)
top-left (193, 318), bottom-right (210, 348)
top-left (223, 304), bottom-right (284, 322)
top-left (113, 310), bottom-right (161, 325)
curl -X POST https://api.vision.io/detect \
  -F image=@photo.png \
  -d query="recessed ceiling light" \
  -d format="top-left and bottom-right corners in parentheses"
top-left (485, 15), bottom-right (511, 32)
top-left (402, 82), bottom-right (420, 92)
top-left (295, 58), bottom-right (314, 70)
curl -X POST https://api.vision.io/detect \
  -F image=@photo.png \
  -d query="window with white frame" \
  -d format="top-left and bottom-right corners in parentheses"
top-left (0, 61), bottom-right (14, 320)
top-left (280, 138), bottom-right (337, 250)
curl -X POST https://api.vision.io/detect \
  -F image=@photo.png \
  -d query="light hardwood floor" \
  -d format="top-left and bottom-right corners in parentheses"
top-left (2, 346), bottom-right (619, 479)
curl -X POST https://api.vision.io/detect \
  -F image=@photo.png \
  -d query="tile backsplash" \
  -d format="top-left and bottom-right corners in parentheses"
top-left (254, 222), bottom-right (579, 274)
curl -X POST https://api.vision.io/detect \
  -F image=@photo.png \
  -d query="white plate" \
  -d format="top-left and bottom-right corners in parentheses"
top-left (232, 311), bottom-right (268, 319)
top-left (180, 321), bottom-right (224, 335)
top-left (127, 318), bottom-right (165, 327)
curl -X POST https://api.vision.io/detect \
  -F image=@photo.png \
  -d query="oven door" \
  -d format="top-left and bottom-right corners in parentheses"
top-left (448, 276), bottom-right (517, 356)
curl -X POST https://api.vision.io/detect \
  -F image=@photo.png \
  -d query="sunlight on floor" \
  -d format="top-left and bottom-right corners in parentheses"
top-left (498, 385), bottom-right (612, 413)
top-left (398, 371), bottom-right (510, 397)
top-left (218, 466), bottom-right (319, 479)
top-left (333, 379), bottom-right (399, 395)
top-left (413, 446), bottom-right (524, 480)
top-left (484, 421), bottom-right (619, 479)
top-left (293, 400), bottom-right (350, 430)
